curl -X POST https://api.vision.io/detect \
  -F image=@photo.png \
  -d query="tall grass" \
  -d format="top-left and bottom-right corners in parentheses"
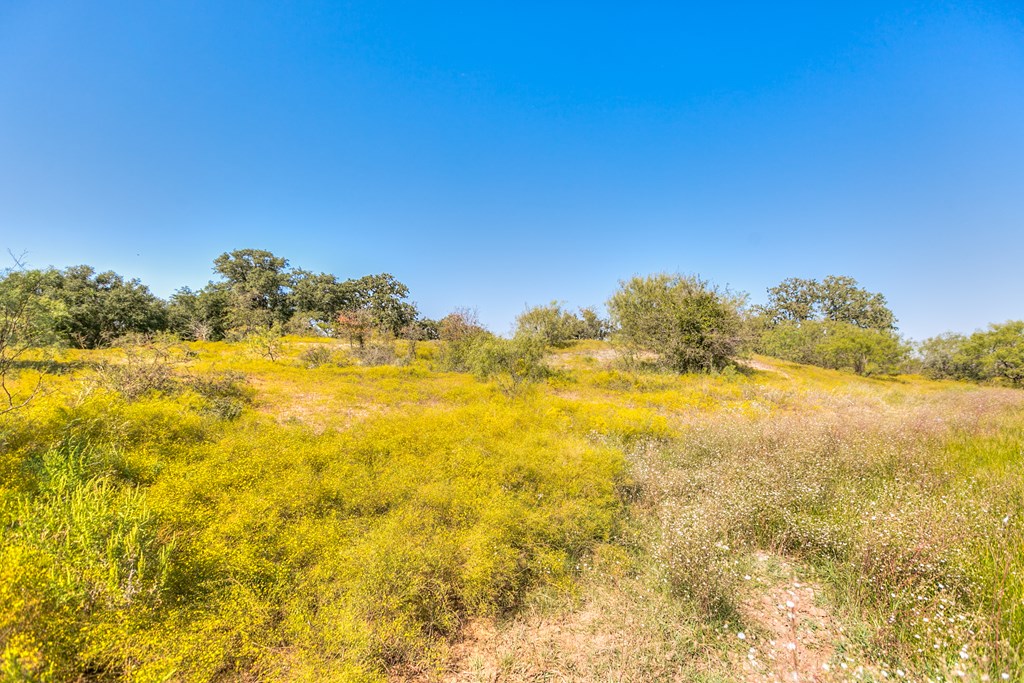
top-left (630, 387), bottom-right (1024, 678)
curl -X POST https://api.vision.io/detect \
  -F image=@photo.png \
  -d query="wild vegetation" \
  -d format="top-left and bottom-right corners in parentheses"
top-left (919, 322), bottom-right (1024, 386)
top-left (1, 255), bottom-right (1023, 681)
top-left (753, 276), bottom-right (910, 376)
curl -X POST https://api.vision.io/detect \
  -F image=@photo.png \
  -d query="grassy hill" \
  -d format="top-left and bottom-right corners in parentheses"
top-left (2, 338), bottom-right (1022, 681)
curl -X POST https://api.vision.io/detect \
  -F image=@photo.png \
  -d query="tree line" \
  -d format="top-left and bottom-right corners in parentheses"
top-left (0, 249), bottom-right (429, 349)
top-left (2, 249), bottom-right (1022, 391)
top-left (514, 274), bottom-right (1022, 386)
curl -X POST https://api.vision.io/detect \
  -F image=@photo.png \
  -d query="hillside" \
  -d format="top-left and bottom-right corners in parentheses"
top-left (2, 338), bottom-right (1022, 682)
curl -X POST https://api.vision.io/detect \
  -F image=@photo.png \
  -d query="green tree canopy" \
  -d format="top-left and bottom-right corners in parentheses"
top-left (757, 275), bottom-right (904, 375)
top-left (288, 270), bottom-right (355, 323)
top-left (918, 332), bottom-right (973, 380)
top-left (166, 285), bottom-right (232, 341)
top-left (919, 322), bottom-right (1024, 386)
top-left (757, 319), bottom-right (909, 376)
top-left (762, 275), bottom-right (896, 330)
top-left (0, 266), bottom-right (65, 411)
top-left (346, 273), bottom-right (418, 337)
top-left (515, 302), bottom-right (610, 347)
top-left (961, 321), bottom-right (1024, 386)
top-left (515, 302), bottom-right (582, 348)
top-left (212, 249), bottom-right (291, 333)
top-left (30, 265), bottom-right (166, 348)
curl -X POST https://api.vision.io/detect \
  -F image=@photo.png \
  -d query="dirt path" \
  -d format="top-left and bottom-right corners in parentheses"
top-left (398, 551), bottom-right (881, 683)
top-left (733, 553), bottom-right (842, 683)
top-left (417, 573), bottom-right (718, 682)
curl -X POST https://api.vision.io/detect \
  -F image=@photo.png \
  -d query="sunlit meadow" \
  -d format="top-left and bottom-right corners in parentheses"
top-left (1, 337), bottom-right (1022, 682)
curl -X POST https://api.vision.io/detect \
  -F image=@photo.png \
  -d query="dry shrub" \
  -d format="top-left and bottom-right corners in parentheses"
top-left (183, 371), bottom-right (252, 420)
top-left (353, 342), bottom-right (397, 367)
top-left (299, 345), bottom-right (335, 368)
top-left (655, 499), bottom-right (740, 617)
top-left (91, 334), bottom-right (190, 400)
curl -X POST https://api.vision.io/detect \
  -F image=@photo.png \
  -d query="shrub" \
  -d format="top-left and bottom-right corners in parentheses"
top-left (336, 308), bottom-right (374, 348)
top-left (515, 302), bottom-right (583, 348)
top-left (918, 332), bottom-right (973, 379)
top-left (917, 322), bottom-right (1024, 386)
top-left (516, 303), bottom-right (612, 348)
top-left (760, 320), bottom-right (909, 375)
top-left (353, 342), bottom-right (398, 367)
top-left (0, 266), bottom-right (63, 414)
top-left (436, 309), bottom-right (489, 372)
top-left (577, 306), bottom-right (611, 340)
top-left (91, 334), bottom-right (190, 399)
top-left (607, 273), bottom-right (743, 373)
top-left (467, 335), bottom-right (547, 396)
top-left (244, 325), bottom-right (284, 361)
top-left (299, 345), bottom-right (335, 368)
top-left (184, 371), bottom-right (252, 420)
top-left (0, 443), bottom-right (173, 680)
top-left (961, 321), bottom-right (1024, 386)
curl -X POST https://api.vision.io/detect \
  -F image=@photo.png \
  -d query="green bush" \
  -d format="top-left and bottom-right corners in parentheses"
top-left (759, 320), bottom-right (909, 375)
top-left (607, 273), bottom-right (743, 373)
top-left (515, 302), bottom-right (594, 348)
top-left (0, 443), bottom-right (173, 680)
top-left (962, 321), bottom-right (1024, 386)
top-left (435, 309), bottom-right (489, 372)
top-left (244, 324), bottom-right (284, 361)
top-left (467, 335), bottom-right (548, 396)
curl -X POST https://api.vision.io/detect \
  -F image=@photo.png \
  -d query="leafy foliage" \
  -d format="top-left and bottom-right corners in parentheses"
top-left (347, 273), bottom-right (418, 337)
top-left (0, 266), bottom-right (63, 413)
top-left (436, 308), bottom-right (490, 372)
top-left (761, 275), bottom-right (896, 330)
top-left (288, 269), bottom-right (355, 325)
top-left (4, 254), bottom-right (1024, 680)
top-left (166, 285), bottom-right (232, 341)
top-left (921, 321), bottom-right (1024, 385)
top-left (467, 335), bottom-right (547, 396)
top-left (963, 321), bottom-right (1024, 385)
top-left (757, 275), bottom-right (905, 375)
top-left (1, 335), bottom-right (1023, 680)
top-left (213, 249), bottom-right (292, 335)
top-left (759, 320), bottom-right (910, 375)
top-left (1, 443), bottom-right (172, 681)
top-left (27, 265), bottom-right (167, 349)
top-left (337, 308), bottom-right (375, 348)
top-left (607, 273), bottom-right (743, 372)
top-left (515, 302), bottom-right (609, 347)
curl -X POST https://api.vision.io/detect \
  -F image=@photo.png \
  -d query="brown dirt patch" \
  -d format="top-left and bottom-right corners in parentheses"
top-left (739, 358), bottom-right (792, 378)
top-left (731, 553), bottom-right (836, 682)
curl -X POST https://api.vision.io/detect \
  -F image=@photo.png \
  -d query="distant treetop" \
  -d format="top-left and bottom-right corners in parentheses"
top-left (761, 275), bottom-right (896, 331)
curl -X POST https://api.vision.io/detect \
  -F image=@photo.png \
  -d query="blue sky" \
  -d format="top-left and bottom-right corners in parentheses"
top-left (1, 2), bottom-right (1022, 339)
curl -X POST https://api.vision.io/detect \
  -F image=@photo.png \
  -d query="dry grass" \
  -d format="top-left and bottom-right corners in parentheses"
top-left (411, 347), bottom-right (1024, 682)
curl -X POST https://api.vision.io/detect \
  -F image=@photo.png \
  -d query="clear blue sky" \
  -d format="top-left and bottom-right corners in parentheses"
top-left (1, 2), bottom-right (1022, 340)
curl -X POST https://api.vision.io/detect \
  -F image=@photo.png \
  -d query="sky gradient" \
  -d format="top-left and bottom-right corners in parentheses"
top-left (1, 1), bottom-right (1022, 339)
